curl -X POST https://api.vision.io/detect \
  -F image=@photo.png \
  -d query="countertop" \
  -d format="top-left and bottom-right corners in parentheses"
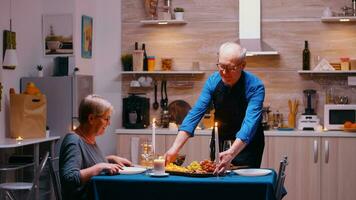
top-left (115, 128), bottom-right (356, 138)
top-left (0, 136), bottom-right (60, 148)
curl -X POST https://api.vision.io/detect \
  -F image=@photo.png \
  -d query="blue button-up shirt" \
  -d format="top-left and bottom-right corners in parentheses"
top-left (179, 71), bottom-right (265, 144)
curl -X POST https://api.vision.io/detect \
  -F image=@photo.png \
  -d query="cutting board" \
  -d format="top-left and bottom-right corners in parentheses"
top-left (168, 100), bottom-right (191, 125)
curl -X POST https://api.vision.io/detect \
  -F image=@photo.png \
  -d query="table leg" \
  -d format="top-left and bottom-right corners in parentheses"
top-left (34, 143), bottom-right (39, 200)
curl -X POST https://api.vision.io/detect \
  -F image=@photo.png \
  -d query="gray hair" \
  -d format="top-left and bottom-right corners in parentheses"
top-left (78, 94), bottom-right (114, 124)
top-left (219, 42), bottom-right (247, 61)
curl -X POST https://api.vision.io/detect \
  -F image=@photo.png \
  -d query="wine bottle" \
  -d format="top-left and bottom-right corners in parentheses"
top-left (142, 43), bottom-right (148, 71)
top-left (135, 42), bottom-right (138, 50)
top-left (209, 127), bottom-right (215, 161)
top-left (303, 40), bottom-right (310, 70)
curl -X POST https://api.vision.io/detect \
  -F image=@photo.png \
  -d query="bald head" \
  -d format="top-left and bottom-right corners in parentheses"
top-left (218, 42), bottom-right (246, 63)
top-left (217, 42), bottom-right (247, 86)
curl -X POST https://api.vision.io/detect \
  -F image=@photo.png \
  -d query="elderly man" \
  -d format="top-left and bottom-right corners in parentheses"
top-left (165, 42), bottom-right (265, 174)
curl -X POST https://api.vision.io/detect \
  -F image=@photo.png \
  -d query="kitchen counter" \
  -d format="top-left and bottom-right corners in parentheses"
top-left (115, 128), bottom-right (356, 137)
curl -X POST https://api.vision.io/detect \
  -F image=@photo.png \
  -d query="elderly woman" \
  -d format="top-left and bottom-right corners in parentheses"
top-left (60, 94), bottom-right (132, 200)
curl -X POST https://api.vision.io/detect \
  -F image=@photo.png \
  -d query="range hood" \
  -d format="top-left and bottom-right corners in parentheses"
top-left (239, 0), bottom-right (278, 56)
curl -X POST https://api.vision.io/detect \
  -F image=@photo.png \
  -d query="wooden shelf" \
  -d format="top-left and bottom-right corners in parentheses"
top-left (140, 19), bottom-right (187, 25)
top-left (321, 16), bottom-right (356, 22)
top-left (121, 71), bottom-right (205, 75)
top-left (298, 70), bottom-right (356, 74)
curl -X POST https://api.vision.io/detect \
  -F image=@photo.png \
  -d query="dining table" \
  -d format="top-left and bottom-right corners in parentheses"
top-left (91, 169), bottom-right (277, 200)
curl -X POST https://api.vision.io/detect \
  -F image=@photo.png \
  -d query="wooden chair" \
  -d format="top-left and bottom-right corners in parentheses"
top-left (0, 152), bottom-right (49, 200)
top-left (275, 155), bottom-right (288, 200)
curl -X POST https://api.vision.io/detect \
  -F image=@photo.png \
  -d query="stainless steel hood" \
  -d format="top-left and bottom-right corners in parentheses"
top-left (239, 0), bottom-right (278, 56)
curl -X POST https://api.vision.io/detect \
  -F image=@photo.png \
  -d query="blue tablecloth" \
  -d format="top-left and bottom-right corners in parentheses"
top-left (91, 169), bottom-right (277, 200)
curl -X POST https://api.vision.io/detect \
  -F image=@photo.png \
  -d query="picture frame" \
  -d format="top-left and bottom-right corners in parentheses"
top-left (42, 14), bottom-right (74, 56)
top-left (81, 15), bottom-right (93, 59)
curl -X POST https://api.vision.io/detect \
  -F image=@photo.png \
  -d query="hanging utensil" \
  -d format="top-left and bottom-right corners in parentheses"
top-left (160, 80), bottom-right (165, 109)
top-left (163, 80), bottom-right (168, 108)
top-left (153, 81), bottom-right (159, 110)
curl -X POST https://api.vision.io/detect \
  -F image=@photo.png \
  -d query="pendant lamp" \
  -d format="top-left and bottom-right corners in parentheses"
top-left (2, 0), bottom-right (18, 70)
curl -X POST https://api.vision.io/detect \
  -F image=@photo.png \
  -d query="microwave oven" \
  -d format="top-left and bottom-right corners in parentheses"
top-left (324, 104), bottom-right (356, 130)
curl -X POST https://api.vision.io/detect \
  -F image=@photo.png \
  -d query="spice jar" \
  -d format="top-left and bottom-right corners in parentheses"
top-left (161, 58), bottom-right (173, 71)
top-left (148, 56), bottom-right (155, 71)
top-left (340, 57), bottom-right (350, 71)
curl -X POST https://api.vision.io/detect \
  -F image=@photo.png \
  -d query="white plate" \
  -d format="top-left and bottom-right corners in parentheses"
top-left (233, 169), bottom-right (272, 176)
top-left (149, 172), bottom-right (169, 177)
top-left (119, 167), bottom-right (147, 175)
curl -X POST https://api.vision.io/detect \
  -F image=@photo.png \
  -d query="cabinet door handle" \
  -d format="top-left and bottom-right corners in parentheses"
top-left (313, 140), bottom-right (318, 163)
top-left (324, 140), bottom-right (329, 164)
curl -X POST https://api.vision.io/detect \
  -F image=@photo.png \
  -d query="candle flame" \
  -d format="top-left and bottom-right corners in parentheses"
top-left (16, 136), bottom-right (23, 141)
top-left (153, 118), bottom-right (156, 123)
top-left (214, 122), bottom-right (218, 127)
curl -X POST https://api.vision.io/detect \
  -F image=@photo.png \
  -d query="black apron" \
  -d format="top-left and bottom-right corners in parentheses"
top-left (212, 73), bottom-right (264, 168)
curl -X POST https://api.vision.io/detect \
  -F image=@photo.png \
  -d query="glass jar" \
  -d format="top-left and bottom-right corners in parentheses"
top-left (160, 110), bottom-right (170, 128)
top-left (340, 57), bottom-right (350, 71)
top-left (140, 141), bottom-right (153, 167)
top-left (161, 58), bottom-right (173, 71)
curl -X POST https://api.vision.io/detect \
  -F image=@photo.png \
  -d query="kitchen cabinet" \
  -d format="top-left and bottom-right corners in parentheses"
top-left (116, 134), bottom-right (167, 159)
top-left (165, 135), bottom-right (210, 164)
top-left (266, 135), bottom-right (356, 200)
top-left (267, 136), bottom-right (320, 200)
top-left (320, 137), bottom-right (356, 200)
top-left (116, 134), bottom-right (210, 165)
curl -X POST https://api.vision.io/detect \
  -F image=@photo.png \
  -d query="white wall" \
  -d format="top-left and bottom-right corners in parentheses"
top-left (0, 0), bottom-right (122, 155)
top-left (0, 0), bottom-right (46, 138)
top-left (93, 0), bottom-right (122, 155)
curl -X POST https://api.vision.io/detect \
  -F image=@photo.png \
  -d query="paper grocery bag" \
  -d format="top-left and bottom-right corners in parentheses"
top-left (10, 94), bottom-right (47, 138)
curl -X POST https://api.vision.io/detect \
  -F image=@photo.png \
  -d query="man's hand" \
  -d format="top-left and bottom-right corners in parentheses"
top-left (164, 131), bottom-right (191, 165)
top-left (164, 147), bottom-right (179, 165)
top-left (213, 138), bottom-right (247, 175)
top-left (214, 149), bottom-right (234, 175)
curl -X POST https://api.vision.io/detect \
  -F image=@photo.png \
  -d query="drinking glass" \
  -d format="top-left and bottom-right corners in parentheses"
top-left (223, 140), bottom-right (232, 151)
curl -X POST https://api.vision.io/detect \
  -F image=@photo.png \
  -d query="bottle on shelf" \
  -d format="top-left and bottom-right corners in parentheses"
top-left (303, 40), bottom-right (310, 70)
top-left (135, 42), bottom-right (138, 50)
top-left (142, 43), bottom-right (148, 71)
top-left (133, 42), bottom-right (144, 71)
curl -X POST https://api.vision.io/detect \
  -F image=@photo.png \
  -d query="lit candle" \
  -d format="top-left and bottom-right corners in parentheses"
top-left (152, 118), bottom-right (156, 155)
top-left (214, 122), bottom-right (219, 163)
top-left (16, 136), bottom-right (23, 141)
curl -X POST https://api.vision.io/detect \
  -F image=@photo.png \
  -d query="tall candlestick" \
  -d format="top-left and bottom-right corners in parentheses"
top-left (152, 118), bottom-right (156, 155)
top-left (214, 122), bottom-right (219, 163)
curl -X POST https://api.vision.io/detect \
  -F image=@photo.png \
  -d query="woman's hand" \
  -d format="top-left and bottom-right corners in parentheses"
top-left (107, 155), bottom-right (132, 167)
top-left (97, 163), bottom-right (122, 175)
top-left (80, 162), bottom-right (122, 183)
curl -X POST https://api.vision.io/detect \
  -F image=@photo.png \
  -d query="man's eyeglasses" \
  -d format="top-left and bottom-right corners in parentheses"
top-left (216, 62), bottom-right (243, 72)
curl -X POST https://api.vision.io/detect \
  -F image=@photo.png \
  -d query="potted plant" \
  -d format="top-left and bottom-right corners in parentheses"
top-left (121, 54), bottom-right (133, 71)
top-left (37, 65), bottom-right (43, 77)
top-left (174, 7), bottom-right (184, 21)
